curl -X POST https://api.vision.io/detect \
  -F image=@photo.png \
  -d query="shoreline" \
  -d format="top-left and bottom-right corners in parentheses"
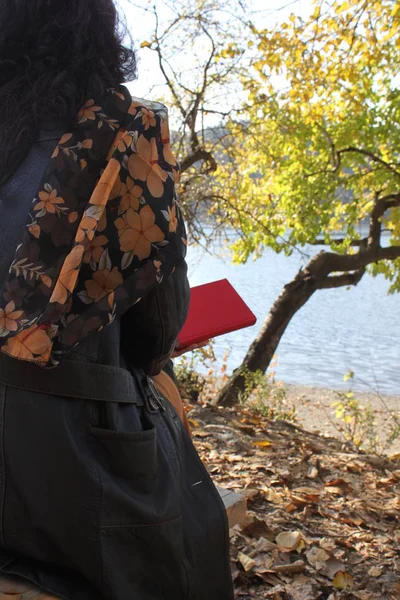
top-left (279, 381), bottom-right (400, 452)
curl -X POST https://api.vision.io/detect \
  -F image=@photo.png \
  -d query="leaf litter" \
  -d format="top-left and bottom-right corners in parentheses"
top-left (187, 400), bottom-right (400, 600)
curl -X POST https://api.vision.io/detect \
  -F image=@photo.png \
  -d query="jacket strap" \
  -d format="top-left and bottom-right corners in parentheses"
top-left (0, 352), bottom-right (143, 404)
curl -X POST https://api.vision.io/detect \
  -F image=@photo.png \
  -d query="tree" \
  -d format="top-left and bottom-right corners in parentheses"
top-left (133, 0), bottom-right (251, 245)
top-left (215, 0), bottom-right (400, 406)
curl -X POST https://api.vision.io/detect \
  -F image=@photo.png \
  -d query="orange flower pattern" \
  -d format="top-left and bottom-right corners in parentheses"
top-left (0, 85), bottom-right (187, 366)
top-left (111, 175), bottom-right (143, 213)
top-left (2, 324), bottom-right (54, 364)
top-left (84, 267), bottom-right (124, 303)
top-left (34, 186), bottom-right (64, 216)
top-left (0, 302), bottom-right (24, 335)
top-left (115, 205), bottom-right (165, 259)
top-left (78, 99), bottom-right (102, 123)
top-left (127, 135), bottom-right (168, 198)
top-left (140, 107), bottom-right (156, 130)
top-left (84, 235), bottom-right (108, 265)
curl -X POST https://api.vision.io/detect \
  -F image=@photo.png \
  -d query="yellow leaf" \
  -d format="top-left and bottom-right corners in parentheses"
top-left (333, 571), bottom-right (354, 590)
top-left (140, 41), bottom-right (152, 48)
top-left (188, 418), bottom-right (200, 428)
top-left (337, 2), bottom-right (349, 13)
top-left (253, 440), bottom-right (272, 448)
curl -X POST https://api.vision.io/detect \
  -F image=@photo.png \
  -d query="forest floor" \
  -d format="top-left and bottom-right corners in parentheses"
top-left (186, 397), bottom-right (400, 600)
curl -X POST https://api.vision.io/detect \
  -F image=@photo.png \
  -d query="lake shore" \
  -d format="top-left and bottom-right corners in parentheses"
top-left (281, 382), bottom-right (400, 454)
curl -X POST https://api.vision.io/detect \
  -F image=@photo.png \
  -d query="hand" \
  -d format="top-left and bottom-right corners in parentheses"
top-left (171, 340), bottom-right (209, 359)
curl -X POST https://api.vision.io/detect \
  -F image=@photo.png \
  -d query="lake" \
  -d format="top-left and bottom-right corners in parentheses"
top-left (186, 242), bottom-right (400, 395)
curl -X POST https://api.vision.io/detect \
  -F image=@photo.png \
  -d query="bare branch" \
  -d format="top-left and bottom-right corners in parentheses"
top-left (153, 11), bottom-right (187, 120)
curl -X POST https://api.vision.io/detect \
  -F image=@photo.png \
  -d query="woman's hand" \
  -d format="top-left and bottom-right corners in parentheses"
top-left (171, 340), bottom-right (209, 359)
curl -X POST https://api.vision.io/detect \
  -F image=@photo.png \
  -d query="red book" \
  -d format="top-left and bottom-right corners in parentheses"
top-left (177, 279), bottom-right (257, 349)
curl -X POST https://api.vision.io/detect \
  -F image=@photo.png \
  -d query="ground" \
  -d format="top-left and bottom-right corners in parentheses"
top-left (186, 399), bottom-right (400, 600)
top-left (283, 384), bottom-right (400, 454)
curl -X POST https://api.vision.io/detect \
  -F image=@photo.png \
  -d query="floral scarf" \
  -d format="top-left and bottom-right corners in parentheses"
top-left (0, 85), bottom-right (187, 367)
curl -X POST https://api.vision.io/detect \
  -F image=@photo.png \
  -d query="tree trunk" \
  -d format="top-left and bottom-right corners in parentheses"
top-left (214, 268), bottom-right (318, 407)
top-left (214, 248), bottom-right (371, 408)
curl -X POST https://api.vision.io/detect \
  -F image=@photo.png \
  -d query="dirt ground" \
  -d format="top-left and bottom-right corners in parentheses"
top-left (186, 399), bottom-right (400, 600)
top-left (282, 384), bottom-right (400, 454)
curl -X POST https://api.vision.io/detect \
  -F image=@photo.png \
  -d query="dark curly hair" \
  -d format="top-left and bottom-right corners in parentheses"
top-left (0, 0), bottom-right (137, 185)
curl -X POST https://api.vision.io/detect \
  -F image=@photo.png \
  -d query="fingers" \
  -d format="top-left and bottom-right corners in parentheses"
top-left (171, 340), bottom-right (210, 358)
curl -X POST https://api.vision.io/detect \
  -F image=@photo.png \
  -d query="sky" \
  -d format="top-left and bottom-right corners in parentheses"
top-left (118, 0), bottom-right (314, 98)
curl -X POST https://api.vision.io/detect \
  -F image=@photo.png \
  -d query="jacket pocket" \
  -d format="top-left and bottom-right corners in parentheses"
top-left (89, 420), bottom-right (157, 479)
top-left (100, 517), bottom-right (190, 600)
top-left (92, 407), bottom-right (182, 529)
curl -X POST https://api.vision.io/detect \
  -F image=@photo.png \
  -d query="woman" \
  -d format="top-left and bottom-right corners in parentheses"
top-left (0, 1), bottom-right (234, 599)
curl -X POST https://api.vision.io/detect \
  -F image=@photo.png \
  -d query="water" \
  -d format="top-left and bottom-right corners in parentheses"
top-left (186, 243), bottom-right (400, 395)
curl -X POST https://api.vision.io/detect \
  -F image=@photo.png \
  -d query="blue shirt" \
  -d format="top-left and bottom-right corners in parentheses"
top-left (0, 129), bottom-right (63, 283)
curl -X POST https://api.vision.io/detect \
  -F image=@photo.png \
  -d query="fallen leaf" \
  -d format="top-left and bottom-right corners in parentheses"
top-left (368, 566), bottom-right (382, 577)
top-left (322, 557), bottom-right (345, 579)
top-left (319, 537), bottom-right (337, 552)
top-left (253, 440), bottom-right (272, 448)
top-left (262, 487), bottom-right (284, 504)
top-left (276, 531), bottom-right (305, 552)
top-left (285, 502), bottom-right (301, 513)
top-left (333, 571), bottom-right (355, 590)
top-left (271, 560), bottom-right (306, 574)
top-left (324, 478), bottom-right (350, 488)
top-left (324, 486), bottom-right (345, 495)
top-left (231, 419), bottom-right (256, 434)
top-left (192, 429), bottom-right (211, 438)
top-left (307, 466), bottom-right (319, 479)
top-left (339, 511), bottom-right (364, 526)
top-left (238, 551), bottom-right (256, 572)
top-left (345, 461), bottom-right (364, 473)
top-left (243, 416), bottom-right (262, 425)
top-left (242, 517), bottom-right (275, 541)
top-left (251, 537), bottom-right (277, 553)
top-left (306, 547), bottom-right (330, 569)
top-left (292, 486), bottom-right (321, 498)
top-left (188, 418), bottom-right (200, 427)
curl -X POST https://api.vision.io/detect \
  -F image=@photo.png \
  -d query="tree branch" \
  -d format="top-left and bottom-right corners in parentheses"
top-left (180, 148), bottom-right (217, 174)
top-left (380, 192), bottom-right (400, 209)
top-left (311, 237), bottom-right (367, 247)
top-left (368, 191), bottom-right (400, 250)
top-left (153, 11), bottom-right (187, 120)
top-left (318, 268), bottom-right (365, 289)
top-left (306, 245), bottom-right (400, 282)
top-left (337, 147), bottom-right (400, 178)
